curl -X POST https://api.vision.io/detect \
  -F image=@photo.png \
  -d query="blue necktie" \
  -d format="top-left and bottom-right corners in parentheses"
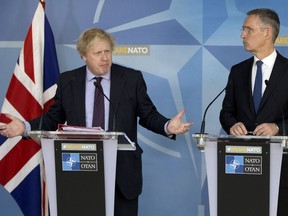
top-left (253, 61), bottom-right (263, 112)
top-left (92, 77), bottom-right (105, 129)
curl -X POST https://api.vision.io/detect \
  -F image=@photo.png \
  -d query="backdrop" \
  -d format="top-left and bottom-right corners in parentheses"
top-left (0, 0), bottom-right (288, 215)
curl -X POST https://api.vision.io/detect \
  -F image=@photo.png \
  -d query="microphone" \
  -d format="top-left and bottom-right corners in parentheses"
top-left (200, 85), bottom-right (227, 134)
top-left (264, 80), bottom-right (285, 136)
top-left (94, 81), bottom-right (117, 132)
top-left (194, 83), bottom-right (228, 150)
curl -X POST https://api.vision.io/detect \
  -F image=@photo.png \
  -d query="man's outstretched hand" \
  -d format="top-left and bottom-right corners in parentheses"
top-left (167, 109), bottom-right (193, 135)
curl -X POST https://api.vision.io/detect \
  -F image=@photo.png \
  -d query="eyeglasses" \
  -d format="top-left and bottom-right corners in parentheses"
top-left (241, 26), bottom-right (270, 34)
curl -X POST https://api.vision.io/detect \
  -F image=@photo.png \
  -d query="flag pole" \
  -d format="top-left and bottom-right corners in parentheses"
top-left (40, 0), bottom-right (45, 8)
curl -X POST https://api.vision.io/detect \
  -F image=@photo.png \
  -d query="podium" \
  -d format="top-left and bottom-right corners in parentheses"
top-left (193, 134), bottom-right (288, 216)
top-left (28, 131), bottom-right (135, 216)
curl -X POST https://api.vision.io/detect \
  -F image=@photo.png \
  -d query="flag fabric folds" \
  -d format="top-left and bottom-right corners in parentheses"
top-left (0, 2), bottom-right (59, 216)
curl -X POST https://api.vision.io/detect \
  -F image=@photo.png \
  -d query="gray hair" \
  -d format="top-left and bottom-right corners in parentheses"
top-left (247, 8), bottom-right (280, 42)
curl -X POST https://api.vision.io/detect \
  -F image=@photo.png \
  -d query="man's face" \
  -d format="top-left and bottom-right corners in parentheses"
top-left (240, 15), bottom-right (269, 55)
top-left (82, 39), bottom-right (112, 76)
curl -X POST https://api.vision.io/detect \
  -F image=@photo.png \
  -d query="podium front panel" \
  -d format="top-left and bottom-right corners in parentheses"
top-left (197, 134), bottom-right (284, 216)
top-left (217, 138), bottom-right (270, 216)
top-left (54, 140), bottom-right (105, 216)
top-left (38, 132), bottom-right (125, 216)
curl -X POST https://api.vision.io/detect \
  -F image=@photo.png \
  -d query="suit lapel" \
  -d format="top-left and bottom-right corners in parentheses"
top-left (72, 67), bottom-right (86, 126)
top-left (260, 54), bottom-right (286, 111)
top-left (243, 58), bottom-right (256, 113)
top-left (109, 65), bottom-right (125, 130)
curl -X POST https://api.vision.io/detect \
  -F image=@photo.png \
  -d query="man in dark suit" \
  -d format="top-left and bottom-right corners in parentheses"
top-left (0, 28), bottom-right (192, 216)
top-left (219, 8), bottom-right (288, 216)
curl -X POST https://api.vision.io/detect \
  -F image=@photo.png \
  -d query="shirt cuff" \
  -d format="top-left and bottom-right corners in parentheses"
top-left (23, 121), bottom-right (31, 137)
top-left (165, 121), bottom-right (173, 138)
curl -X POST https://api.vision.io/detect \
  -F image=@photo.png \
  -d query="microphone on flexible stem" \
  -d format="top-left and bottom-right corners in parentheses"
top-left (195, 84), bottom-right (228, 150)
top-left (94, 81), bottom-right (117, 132)
top-left (38, 108), bottom-right (44, 131)
top-left (200, 87), bottom-right (226, 134)
top-left (264, 80), bottom-right (287, 148)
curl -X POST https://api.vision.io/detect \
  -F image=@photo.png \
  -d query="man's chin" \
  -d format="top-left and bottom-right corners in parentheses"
top-left (243, 46), bottom-right (251, 52)
top-left (100, 65), bottom-right (111, 73)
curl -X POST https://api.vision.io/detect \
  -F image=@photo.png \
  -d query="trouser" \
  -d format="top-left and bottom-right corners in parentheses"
top-left (277, 154), bottom-right (288, 216)
top-left (114, 185), bottom-right (139, 216)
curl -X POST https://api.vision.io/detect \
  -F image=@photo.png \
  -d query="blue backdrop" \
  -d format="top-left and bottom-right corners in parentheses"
top-left (1, 0), bottom-right (288, 215)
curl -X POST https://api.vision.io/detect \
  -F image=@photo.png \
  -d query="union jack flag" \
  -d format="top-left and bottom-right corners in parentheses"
top-left (0, 2), bottom-right (59, 215)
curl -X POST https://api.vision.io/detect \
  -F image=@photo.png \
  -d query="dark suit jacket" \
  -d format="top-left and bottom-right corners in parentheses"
top-left (220, 52), bottom-right (288, 215)
top-left (29, 63), bottom-right (171, 199)
top-left (220, 52), bottom-right (288, 190)
top-left (220, 52), bottom-right (288, 135)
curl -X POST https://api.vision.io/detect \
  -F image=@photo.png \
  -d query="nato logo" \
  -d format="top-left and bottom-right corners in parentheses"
top-left (225, 155), bottom-right (262, 175)
top-left (225, 155), bottom-right (244, 174)
top-left (62, 153), bottom-right (80, 171)
top-left (62, 153), bottom-right (98, 171)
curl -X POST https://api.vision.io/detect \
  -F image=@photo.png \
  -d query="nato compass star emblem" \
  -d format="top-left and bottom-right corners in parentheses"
top-left (229, 159), bottom-right (240, 171)
top-left (66, 156), bottom-right (76, 168)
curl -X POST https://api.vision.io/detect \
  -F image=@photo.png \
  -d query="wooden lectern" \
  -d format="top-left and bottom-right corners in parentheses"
top-left (29, 131), bottom-right (135, 216)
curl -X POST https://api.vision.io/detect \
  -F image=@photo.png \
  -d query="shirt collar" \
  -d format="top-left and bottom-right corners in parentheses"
top-left (254, 49), bottom-right (277, 68)
top-left (86, 67), bottom-right (111, 82)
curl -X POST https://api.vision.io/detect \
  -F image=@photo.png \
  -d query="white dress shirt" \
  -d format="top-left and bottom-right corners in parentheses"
top-left (251, 50), bottom-right (277, 95)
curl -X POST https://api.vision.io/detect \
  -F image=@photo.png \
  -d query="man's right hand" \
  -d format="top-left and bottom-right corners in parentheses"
top-left (230, 122), bottom-right (248, 135)
top-left (0, 113), bottom-right (25, 138)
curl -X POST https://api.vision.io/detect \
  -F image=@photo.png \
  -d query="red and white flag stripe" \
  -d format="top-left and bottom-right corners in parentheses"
top-left (0, 2), bottom-right (59, 215)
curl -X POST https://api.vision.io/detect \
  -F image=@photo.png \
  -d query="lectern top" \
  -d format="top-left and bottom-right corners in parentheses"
top-left (192, 133), bottom-right (288, 143)
top-left (192, 133), bottom-right (288, 151)
top-left (28, 130), bottom-right (136, 151)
